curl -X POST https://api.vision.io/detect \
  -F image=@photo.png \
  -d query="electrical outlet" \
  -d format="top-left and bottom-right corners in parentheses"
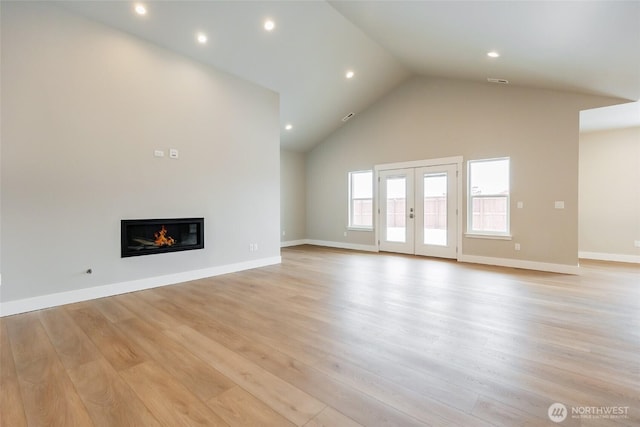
top-left (515, 243), bottom-right (521, 251)
top-left (634, 240), bottom-right (640, 248)
top-left (282, 230), bottom-right (286, 236)
top-left (554, 201), bottom-right (565, 209)
top-left (517, 201), bottom-right (523, 209)
top-left (343, 231), bottom-right (347, 237)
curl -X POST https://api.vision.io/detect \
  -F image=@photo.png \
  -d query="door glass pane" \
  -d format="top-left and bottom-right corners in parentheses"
top-left (386, 177), bottom-right (406, 242)
top-left (423, 173), bottom-right (447, 246)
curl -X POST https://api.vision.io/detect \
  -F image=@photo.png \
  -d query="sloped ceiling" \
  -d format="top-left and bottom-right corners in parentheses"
top-left (56, 1), bottom-right (640, 150)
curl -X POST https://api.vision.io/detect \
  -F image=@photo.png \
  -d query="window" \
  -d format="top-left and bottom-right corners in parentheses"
top-left (467, 158), bottom-right (510, 236)
top-left (349, 170), bottom-right (373, 229)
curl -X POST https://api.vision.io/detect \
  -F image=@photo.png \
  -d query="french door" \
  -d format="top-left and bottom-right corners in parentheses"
top-left (379, 164), bottom-right (458, 259)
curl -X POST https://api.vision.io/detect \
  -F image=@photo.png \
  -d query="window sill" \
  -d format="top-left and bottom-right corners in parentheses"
top-left (465, 233), bottom-right (512, 241)
top-left (347, 227), bottom-right (373, 232)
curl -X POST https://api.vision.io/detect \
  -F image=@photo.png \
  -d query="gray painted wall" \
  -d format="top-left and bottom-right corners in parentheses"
top-left (1, 3), bottom-right (280, 302)
top-left (280, 150), bottom-right (306, 242)
top-left (579, 127), bottom-right (640, 256)
top-left (306, 77), bottom-right (622, 266)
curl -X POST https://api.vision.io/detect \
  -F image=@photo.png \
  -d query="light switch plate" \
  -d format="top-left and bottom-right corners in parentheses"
top-left (517, 201), bottom-right (523, 209)
top-left (169, 148), bottom-right (179, 159)
top-left (554, 201), bottom-right (565, 209)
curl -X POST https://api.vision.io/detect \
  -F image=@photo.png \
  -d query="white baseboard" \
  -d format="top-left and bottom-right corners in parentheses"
top-left (0, 256), bottom-right (281, 317)
top-left (459, 254), bottom-right (580, 275)
top-left (280, 238), bottom-right (378, 252)
top-left (286, 240), bottom-right (580, 273)
top-left (306, 239), bottom-right (378, 252)
top-left (280, 239), bottom-right (307, 248)
top-left (579, 251), bottom-right (640, 264)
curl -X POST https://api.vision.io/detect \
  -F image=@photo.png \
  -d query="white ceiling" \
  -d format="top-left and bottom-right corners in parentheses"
top-left (57, 1), bottom-right (640, 151)
top-left (580, 101), bottom-right (640, 133)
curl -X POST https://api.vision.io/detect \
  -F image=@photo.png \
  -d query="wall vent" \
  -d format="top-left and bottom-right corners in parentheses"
top-left (342, 112), bottom-right (355, 122)
top-left (487, 78), bottom-right (509, 84)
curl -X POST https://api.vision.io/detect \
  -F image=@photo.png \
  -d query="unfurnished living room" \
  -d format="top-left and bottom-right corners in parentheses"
top-left (1, 1), bottom-right (639, 426)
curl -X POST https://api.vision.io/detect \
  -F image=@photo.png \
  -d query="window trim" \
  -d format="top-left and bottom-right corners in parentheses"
top-left (466, 157), bottom-right (511, 239)
top-left (348, 170), bottom-right (374, 230)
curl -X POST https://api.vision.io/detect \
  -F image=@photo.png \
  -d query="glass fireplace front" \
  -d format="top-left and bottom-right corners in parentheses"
top-left (121, 218), bottom-right (204, 257)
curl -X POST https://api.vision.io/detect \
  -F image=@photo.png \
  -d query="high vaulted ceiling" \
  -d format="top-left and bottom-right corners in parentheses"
top-left (57, 1), bottom-right (640, 151)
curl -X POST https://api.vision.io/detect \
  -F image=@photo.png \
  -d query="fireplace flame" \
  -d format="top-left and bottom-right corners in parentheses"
top-left (154, 225), bottom-right (176, 247)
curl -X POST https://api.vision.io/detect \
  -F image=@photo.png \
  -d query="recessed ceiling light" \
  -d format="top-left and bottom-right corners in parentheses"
top-left (134, 4), bottom-right (147, 16)
top-left (285, 124), bottom-right (293, 131)
top-left (487, 51), bottom-right (500, 58)
top-left (264, 20), bottom-right (275, 31)
top-left (196, 33), bottom-right (207, 44)
top-left (346, 70), bottom-right (355, 79)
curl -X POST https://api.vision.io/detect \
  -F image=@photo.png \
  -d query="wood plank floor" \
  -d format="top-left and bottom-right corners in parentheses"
top-left (1, 245), bottom-right (638, 426)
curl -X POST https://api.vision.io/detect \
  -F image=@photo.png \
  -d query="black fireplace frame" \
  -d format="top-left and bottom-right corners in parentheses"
top-left (121, 218), bottom-right (204, 258)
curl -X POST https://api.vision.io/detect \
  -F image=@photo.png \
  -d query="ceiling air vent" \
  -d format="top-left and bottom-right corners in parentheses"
top-left (342, 112), bottom-right (355, 122)
top-left (487, 78), bottom-right (509, 84)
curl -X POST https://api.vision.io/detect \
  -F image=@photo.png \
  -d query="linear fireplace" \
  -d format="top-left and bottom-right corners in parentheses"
top-left (121, 218), bottom-right (204, 257)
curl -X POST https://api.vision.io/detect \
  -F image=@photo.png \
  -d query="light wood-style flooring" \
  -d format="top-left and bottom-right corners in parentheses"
top-left (1, 245), bottom-right (638, 426)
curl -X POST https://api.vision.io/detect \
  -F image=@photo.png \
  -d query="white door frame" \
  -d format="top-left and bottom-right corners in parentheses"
top-left (374, 156), bottom-right (463, 261)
